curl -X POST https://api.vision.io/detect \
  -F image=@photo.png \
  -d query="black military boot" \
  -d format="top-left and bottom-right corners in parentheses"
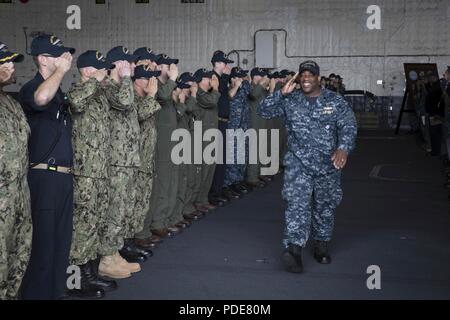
top-left (237, 181), bottom-right (252, 192)
top-left (259, 175), bottom-right (273, 183)
top-left (66, 263), bottom-right (105, 299)
top-left (208, 195), bottom-right (227, 207)
top-left (119, 242), bottom-right (147, 263)
top-left (242, 182), bottom-right (254, 192)
top-left (282, 244), bottom-right (303, 273)
top-left (125, 239), bottom-right (153, 258)
top-left (313, 240), bottom-right (331, 264)
top-left (89, 259), bottom-right (118, 292)
top-left (230, 183), bottom-right (249, 195)
top-left (222, 186), bottom-right (242, 199)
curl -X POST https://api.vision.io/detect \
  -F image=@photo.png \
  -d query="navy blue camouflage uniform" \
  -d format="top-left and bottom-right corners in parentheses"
top-left (258, 89), bottom-right (357, 248)
top-left (224, 80), bottom-right (251, 186)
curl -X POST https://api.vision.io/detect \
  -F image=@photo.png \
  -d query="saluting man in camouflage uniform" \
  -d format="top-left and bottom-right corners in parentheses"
top-left (258, 61), bottom-right (357, 273)
top-left (0, 43), bottom-right (32, 300)
top-left (99, 46), bottom-right (142, 278)
top-left (67, 50), bottom-right (122, 299)
top-left (131, 65), bottom-right (162, 251)
top-left (224, 67), bottom-right (252, 193)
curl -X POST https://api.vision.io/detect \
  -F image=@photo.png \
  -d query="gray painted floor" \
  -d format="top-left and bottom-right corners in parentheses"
top-left (106, 131), bottom-right (450, 300)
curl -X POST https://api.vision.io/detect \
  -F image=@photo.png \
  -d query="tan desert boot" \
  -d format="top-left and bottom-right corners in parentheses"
top-left (114, 252), bottom-right (141, 273)
top-left (98, 255), bottom-right (131, 279)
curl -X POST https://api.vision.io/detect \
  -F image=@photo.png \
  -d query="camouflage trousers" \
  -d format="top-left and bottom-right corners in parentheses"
top-left (273, 117), bottom-right (288, 165)
top-left (132, 170), bottom-right (154, 238)
top-left (282, 153), bottom-right (343, 248)
top-left (100, 166), bottom-right (136, 255)
top-left (70, 176), bottom-right (109, 265)
top-left (0, 175), bottom-right (32, 300)
top-left (123, 168), bottom-right (143, 239)
top-left (224, 138), bottom-right (248, 186)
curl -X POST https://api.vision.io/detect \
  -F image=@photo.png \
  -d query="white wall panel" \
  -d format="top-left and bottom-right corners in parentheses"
top-left (0, 0), bottom-right (448, 96)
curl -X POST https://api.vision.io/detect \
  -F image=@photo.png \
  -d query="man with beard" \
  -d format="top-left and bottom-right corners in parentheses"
top-left (19, 34), bottom-right (75, 299)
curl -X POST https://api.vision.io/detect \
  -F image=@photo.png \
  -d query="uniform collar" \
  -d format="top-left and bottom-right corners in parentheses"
top-left (34, 71), bottom-right (45, 84)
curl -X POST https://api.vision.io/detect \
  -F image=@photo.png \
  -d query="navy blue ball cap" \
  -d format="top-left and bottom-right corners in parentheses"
top-left (250, 67), bottom-right (267, 78)
top-left (30, 34), bottom-right (75, 57)
top-left (133, 64), bottom-right (161, 80)
top-left (211, 50), bottom-right (234, 64)
top-left (0, 42), bottom-right (24, 64)
top-left (299, 60), bottom-right (320, 76)
top-left (279, 69), bottom-right (291, 78)
top-left (134, 47), bottom-right (158, 62)
top-left (268, 71), bottom-right (281, 79)
top-left (106, 46), bottom-right (139, 64)
top-left (230, 67), bottom-right (248, 78)
top-left (76, 50), bottom-right (115, 70)
top-left (176, 79), bottom-right (191, 89)
top-left (179, 72), bottom-right (198, 83)
top-left (193, 68), bottom-right (214, 83)
top-left (155, 53), bottom-right (179, 65)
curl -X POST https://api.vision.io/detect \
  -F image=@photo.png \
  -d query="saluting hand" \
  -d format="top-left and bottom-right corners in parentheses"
top-left (91, 69), bottom-right (107, 82)
top-left (223, 65), bottom-right (231, 75)
top-left (117, 61), bottom-right (132, 78)
top-left (0, 62), bottom-right (15, 83)
top-left (281, 72), bottom-right (298, 95)
top-left (232, 77), bottom-right (243, 88)
top-left (259, 76), bottom-right (270, 88)
top-left (269, 78), bottom-right (277, 92)
top-left (190, 82), bottom-right (198, 97)
top-left (178, 90), bottom-right (187, 104)
top-left (54, 52), bottom-right (73, 74)
top-left (172, 88), bottom-right (179, 102)
top-left (211, 75), bottom-right (219, 91)
top-left (168, 64), bottom-right (179, 81)
top-left (145, 77), bottom-right (158, 98)
top-left (331, 149), bottom-right (348, 170)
